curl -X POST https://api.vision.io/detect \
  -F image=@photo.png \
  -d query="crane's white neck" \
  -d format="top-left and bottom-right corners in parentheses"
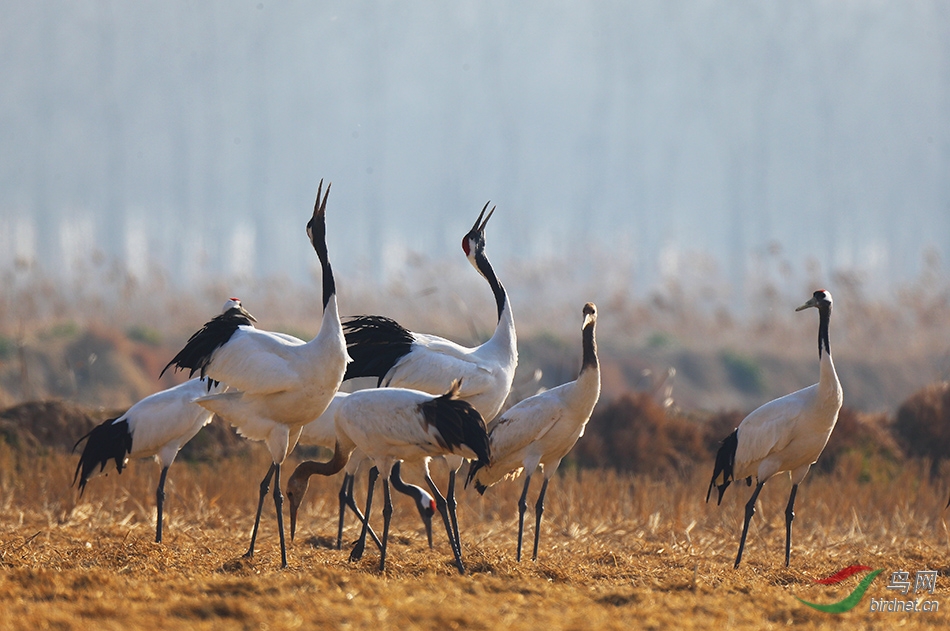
top-left (818, 346), bottom-right (840, 398)
top-left (815, 305), bottom-right (840, 404)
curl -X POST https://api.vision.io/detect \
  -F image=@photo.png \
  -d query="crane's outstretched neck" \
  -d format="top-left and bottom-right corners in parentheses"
top-left (307, 180), bottom-right (336, 310)
top-left (463, 202), bottom-right (508, 322)
top-left (476, 251), bottom-right (507, 323)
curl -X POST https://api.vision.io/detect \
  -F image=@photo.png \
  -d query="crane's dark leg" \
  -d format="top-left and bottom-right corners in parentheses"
top-left (336, 473), bottom-right (353, 550)
top-left (532, 477), bottom-right (549, 562)
top-left (245, 462), bottom-right (277, 558)
top-left (273, 462), bottom-right (287, 569)
top-left (380, 479), bottom-right (392, 572)
top-left (735, 481), bottom-right (764, 569)
top-left (350, 467), bottom-right (378, 563)
top-left (155, 466), bottom-right (169, 543)
top-left (516, 473), bottom-right (532, 562)
top-left (338, 472), bottom-right (384, 550)
top-left (784, 483), bottom-right (799, 567)
top-left (425, 472), bottom-right (464, 574)
top-left (447, 470), bottom-right (462, 556)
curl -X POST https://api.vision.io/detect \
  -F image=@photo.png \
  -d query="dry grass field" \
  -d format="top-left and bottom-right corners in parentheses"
top-left (3, 265), bottom-right (950, 629)
top-left (1, 445), bottom-right (948, 630)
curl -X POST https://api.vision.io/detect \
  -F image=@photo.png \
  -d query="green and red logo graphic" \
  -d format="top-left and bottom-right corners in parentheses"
top-left (796, 565), bottom-right (883, 613)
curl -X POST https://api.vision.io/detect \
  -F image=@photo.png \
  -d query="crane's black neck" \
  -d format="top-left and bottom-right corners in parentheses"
top-left (581, 318), bottom-right (598, 373)
top-left (321, 258), bottom-right (336, 310)
top-left (475, 250), bottom-right (506, 322)
top-left (389, 462), bottom-right (423, 501)
top-left (817, 304), bottom-right (831, 358)
top-left (312, 222), bottom-right (336, 310)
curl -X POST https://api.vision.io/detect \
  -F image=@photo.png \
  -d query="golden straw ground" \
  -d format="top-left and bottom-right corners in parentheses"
top-left (0, 449), bottom-right (947, 630)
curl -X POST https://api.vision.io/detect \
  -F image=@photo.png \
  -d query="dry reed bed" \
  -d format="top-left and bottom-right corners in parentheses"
top-left (1, 448), bottom-right (948, 630)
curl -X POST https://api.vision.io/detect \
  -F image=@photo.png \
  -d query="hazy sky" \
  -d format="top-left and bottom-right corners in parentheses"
top-left (2, 1), bottom-right (948, 302)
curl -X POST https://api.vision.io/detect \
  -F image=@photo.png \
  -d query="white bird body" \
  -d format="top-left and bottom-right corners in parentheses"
top-left (466, 303), bottom-right (600, 562)
top-left (333, 388), bottom-right (486, 469)
top-left (343, 203), bottom-right (517, 425)
top-left (76, 378), bottom-right (221, 480)
top-left (707, 289), bottom-right (842, 568)
top-left (471, 367), bottom-right (600, 490)
top-left (733, 358), bottom-right (842, 483)
top-left (338, 204), bottom-right (517, 559)
top-left (73, 378), bottom-right (225, 542)
top-left (297, 390), bottom-right (346, 448)
top-left (195, 301), bottom-right (346, 463)
top-left (126, 379), bottom-right (223, 468)
top-left (162, 181), bottom-right (346, 567)
top-left (378, 314), bottom-right (516, 425)
top-left (293, 391), bottom-right (436, 550)
top-left (287, 381), bottom-right (490, 573)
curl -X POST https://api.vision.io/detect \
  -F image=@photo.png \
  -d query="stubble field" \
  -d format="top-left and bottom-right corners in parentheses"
top-left (3, 263), bottom-right (950, 629)
top-left (1, 447), bottom-right (947, 630)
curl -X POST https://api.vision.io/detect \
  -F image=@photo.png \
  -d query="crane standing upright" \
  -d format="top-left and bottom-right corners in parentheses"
top-left (707, 290), bottom-right (843, 569)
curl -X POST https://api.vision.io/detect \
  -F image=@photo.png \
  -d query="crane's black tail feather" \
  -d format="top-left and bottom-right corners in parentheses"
top-left (419, 381), bottom-right (491, 468)
top-left (73, 417), bottom-right (133, 496)
top-left (342, 315), bottom-right (415, 384)
top-left (160, 307), bottom-right (254, 381)
top-left (465, 462), bottom-right (488, 495)
top-left (707, 429), bottom-right (739, 505)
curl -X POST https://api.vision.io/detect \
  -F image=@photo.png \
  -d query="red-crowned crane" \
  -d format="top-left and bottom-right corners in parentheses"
top-left (707, 289), bottom-right (842, 568)
top-left (161, 181), bottom-right (348, 568)
top-left (340, 203), bottom-right (516, 559)
top-left (286, 381), bottom-right (490, 573)
top-left (73, 377), bottom-right (225, 543)
top-left (466, 302), bottom-right (600, 562)
top-left (294, 391), bottom-right (435, 550)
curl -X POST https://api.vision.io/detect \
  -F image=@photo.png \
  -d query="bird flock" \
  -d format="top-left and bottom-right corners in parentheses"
top-left (73, 180), bottom-right (842, 573)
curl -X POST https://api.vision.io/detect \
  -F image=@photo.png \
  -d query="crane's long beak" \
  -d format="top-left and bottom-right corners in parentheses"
top-left (795, 297), bottom-right (818, 312)
top-left (422, 509), bottom-right (434, 549)
top-left (313, 178), bottom-right (330, 220)
top-left (415, 499), bottom-right (435, 549)
top-left (289, 495), bottom-right (300, 541)
top-left (471, 201), bottom-right (490, 232)
top-left (238, 304), bottom-right (258, 322)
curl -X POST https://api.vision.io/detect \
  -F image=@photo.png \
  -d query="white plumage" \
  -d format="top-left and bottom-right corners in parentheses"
top-left (292, 392), bottom-right (436, 550)
top-left (340, 203), bottom-right (517, 557)
top-left (707, 289), bottom-right (842, 568)
top-left (287, 382), bottom-right (490, 573)
top-left (162, 181), bottom-right (348, 568)
top-left (466, 302), bottom-right (600, 562)
top-left (73, 378), bottom-right (224, 543)
top-left (343, 203), bottom-right (517, 421)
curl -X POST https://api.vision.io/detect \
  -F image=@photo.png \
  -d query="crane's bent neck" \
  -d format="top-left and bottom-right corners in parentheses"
top-left (487, 295), bottom-right (517, 353)
top-left (295, 440), bottom-right (351, 481)
top-left (474, 251), bottom-right (507, 322)
top-left (476, 250), bottom-right (517, 363)
top-left (389, 461), bottom-right (423, 500)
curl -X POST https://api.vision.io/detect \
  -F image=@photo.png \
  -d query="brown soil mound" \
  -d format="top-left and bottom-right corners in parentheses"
top-left (0, 400), bottom-right (114, 454)
top-left (0, 399), bottom-right (250, 462)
